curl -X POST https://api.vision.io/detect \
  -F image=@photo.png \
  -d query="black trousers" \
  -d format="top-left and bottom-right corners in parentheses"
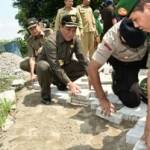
top-left (36, 60), bottom-right (86, 98)
top-left (108, 55), bottom-right (147, 108)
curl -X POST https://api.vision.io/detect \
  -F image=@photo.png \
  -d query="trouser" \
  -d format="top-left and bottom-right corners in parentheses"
top-left (20, 57), bottom-right (35, 73)
top-left (36, 60), bottom-right (86, 98)
top-left (81, 31), bottom-right (95, 59)
top-left (108, 55), bottom-right (147, 108)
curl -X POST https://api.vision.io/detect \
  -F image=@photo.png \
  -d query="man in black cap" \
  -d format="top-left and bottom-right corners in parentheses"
top-left (20, 17), bottom-right (53, 82)
top-left (88, 17), bottom-right (147, 116)
top-left (36, 14), bottom-right (87, 104)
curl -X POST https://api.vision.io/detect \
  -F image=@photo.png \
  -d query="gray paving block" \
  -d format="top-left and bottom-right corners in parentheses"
top-left (118, 102), bottom-right (147, 121)
top-left (52, 90), bottom-right (68, 98)
top-left (133, 140), bottom-right (146, 150)
top-left (136, 117), bottom-right (146, 127)
top-left (0, 90), bottom-right (16, 103)
top-left (80, 76), bottom-right (88, 82)
top-left (74, 78), bottom-right (89, 89)
top-left (126, 124), bottom-right (144, 145)
top-left (91, 99), bottom-right (99, 110)
top-left (71, 89), bottom-right (90, 100)
top-left (96, 107), bottom-right (123, 124)
top-left (57, 94), bottom-right (71, 104)
top-left (100, 73), bottom-right (112, 84)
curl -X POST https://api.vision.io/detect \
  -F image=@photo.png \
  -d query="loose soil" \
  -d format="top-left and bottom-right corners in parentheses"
top-left (0, 87), bottom-right (135, 150)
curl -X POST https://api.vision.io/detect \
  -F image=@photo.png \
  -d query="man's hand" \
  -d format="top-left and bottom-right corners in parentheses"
top-left (143, 114), bottom-right (150, 150)
top-left (31, 73), bottom-right (37, 81)
top-left (67, 81), bottom-right (80, 95)
top-left (100, 97), bottom-right (116, 116)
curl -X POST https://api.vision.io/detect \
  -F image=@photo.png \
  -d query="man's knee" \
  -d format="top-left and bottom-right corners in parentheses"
top-left (20, 59), bottom-right (30, 72)
top-left (117, 91), bottom-right (141, 108)
top-left (37, 60), bottom-right (50, 72)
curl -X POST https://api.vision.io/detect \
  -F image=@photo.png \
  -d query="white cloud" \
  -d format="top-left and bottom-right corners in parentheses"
top-left (0, 20), bottom-right (22, 40)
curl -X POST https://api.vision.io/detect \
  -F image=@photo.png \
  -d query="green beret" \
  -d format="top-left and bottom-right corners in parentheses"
top-left (116, 0), bottom-right (139, 16)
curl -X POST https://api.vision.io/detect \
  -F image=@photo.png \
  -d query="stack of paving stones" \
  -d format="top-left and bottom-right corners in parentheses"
top-left (26, 67), bottom-right (148, 149)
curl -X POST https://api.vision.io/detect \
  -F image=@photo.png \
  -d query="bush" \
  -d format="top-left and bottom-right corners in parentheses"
top-left (16, 38), bottom-right (28, 57)
top-left (0, 98), bottom-right (12, 128)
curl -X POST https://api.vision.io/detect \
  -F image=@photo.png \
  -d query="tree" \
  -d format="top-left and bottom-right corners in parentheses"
top-left (13, 0), bottom-right (103, 29)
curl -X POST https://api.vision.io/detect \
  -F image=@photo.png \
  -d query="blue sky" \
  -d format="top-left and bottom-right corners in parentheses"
top-left (0, 0), bottom-right (21, 40)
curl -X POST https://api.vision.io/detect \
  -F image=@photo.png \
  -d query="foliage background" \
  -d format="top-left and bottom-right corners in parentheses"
top-left (13, 0), bottom-right (103, 29)
top-left (12, 0), bottom-right (119, 56)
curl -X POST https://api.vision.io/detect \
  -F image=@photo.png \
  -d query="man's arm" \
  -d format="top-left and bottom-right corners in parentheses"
top-left (29, 57), bottom-right (37, 80)
top-left (54, 9), bottom-right (61, 31)
top-left (87, 60), bottom-right (115, 116)
top-left (144, 70), bottom-right (150, 149)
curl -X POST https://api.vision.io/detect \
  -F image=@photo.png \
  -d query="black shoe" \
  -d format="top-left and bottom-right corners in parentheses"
top-left (41, 96), bottom-right (51, 105)
top-left (57, 84), bottom-right (67, 91)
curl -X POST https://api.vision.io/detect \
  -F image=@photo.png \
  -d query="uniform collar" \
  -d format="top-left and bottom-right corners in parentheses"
top-left (81, 4), bottom-right (89, 8)
top-left (63, 6), bottom-right (73, 10)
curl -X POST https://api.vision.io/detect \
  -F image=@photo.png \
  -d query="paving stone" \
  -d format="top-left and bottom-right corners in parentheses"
top-left (70, 98), bottom-right (89, 106)
top-left (90, 99), bottom-right (99, 110)
top-left (11, 79), bottom-right (25, 90)
top-left (107, 93), bottom-right (122, 104)
top-left (133, 140), bottom-right (146, 150)
top-left (96, 107), bottom-right (123, 124)
top-left (100, 73), bottom-right (112, 84)
top-left (126, 123), bottom-right (144, 145)
top-left (118, 102), bottom-right (147, 121)
top-left (32, 81), bottom-right (41, 90)
top-left (136, 117), bottom-right (146, 127)
top-left (71, 89), bottom-right (90, 100)
top-left (57, 94), bottom-right (70, 104)
top-left (0, 90), bottom-right (16, 103)
top-left (52, 90), bottom-right (68, 98)
top-left (89, 90), bottom-right (96, 97)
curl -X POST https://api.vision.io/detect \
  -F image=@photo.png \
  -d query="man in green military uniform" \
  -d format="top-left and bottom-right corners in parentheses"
top-left (116, 0), bottom-right (150, 148)
top-left (20, 18), bottom-right (53, 81)
top-left (36, 14), bottom-right (88, 104)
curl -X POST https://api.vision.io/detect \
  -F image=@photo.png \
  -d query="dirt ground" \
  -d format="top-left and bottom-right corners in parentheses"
top-left (0, 87), bottom-right (135, 150)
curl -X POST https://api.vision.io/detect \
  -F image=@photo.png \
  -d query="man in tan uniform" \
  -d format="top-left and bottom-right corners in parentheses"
top-left (77, 0), bottom-right (97, 59)
top-left (88, 18), bottom-right (147, 116)
top-left (54, 0), bottom-right (83, 38)
top-left (20, 18), bottom-right (53, 81)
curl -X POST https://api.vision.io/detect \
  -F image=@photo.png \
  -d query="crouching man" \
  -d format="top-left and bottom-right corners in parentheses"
top-left (88, 17), bottom-right (147, 116)
top-left (36, 14), bottom-right (88, 105)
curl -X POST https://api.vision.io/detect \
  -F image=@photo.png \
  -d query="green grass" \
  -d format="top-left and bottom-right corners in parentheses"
top-left (0, 74), bottom-right (16, 92)
top-left (0, 98), bottom-right (12, 128)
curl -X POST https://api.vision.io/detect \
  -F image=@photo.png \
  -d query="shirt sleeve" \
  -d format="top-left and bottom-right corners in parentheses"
top-left (54, 9), bottom-right (61, 31)
top-left (27, 40), bottom-right (35, 57)
top-left (92, 25), bottom-right (117, 65)
top-left (39, 36), bottom-right (71, 85)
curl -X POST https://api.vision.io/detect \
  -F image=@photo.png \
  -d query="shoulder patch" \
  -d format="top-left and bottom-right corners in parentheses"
top-left (118, 7), bottom-right (128, 16)
top-left (104, 42), bottom-right (112, 51)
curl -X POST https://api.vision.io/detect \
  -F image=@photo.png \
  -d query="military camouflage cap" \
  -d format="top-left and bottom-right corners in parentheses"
top-left (27, 17), bottom-right (38, 29)
top-left (61, 15), bottom-right (78, 27)
top-left (116, 0), bottom-right (139, 16)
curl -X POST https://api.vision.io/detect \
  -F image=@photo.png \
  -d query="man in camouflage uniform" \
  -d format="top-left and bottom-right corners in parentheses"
top-left (37, 14), bottom-right (87, 105)
top-left (77, 0), bottom-right (97, 59)
top-left (20, 18), bottom-right (53, 81)
top-left (88, 17), bottom-right (147, 116)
